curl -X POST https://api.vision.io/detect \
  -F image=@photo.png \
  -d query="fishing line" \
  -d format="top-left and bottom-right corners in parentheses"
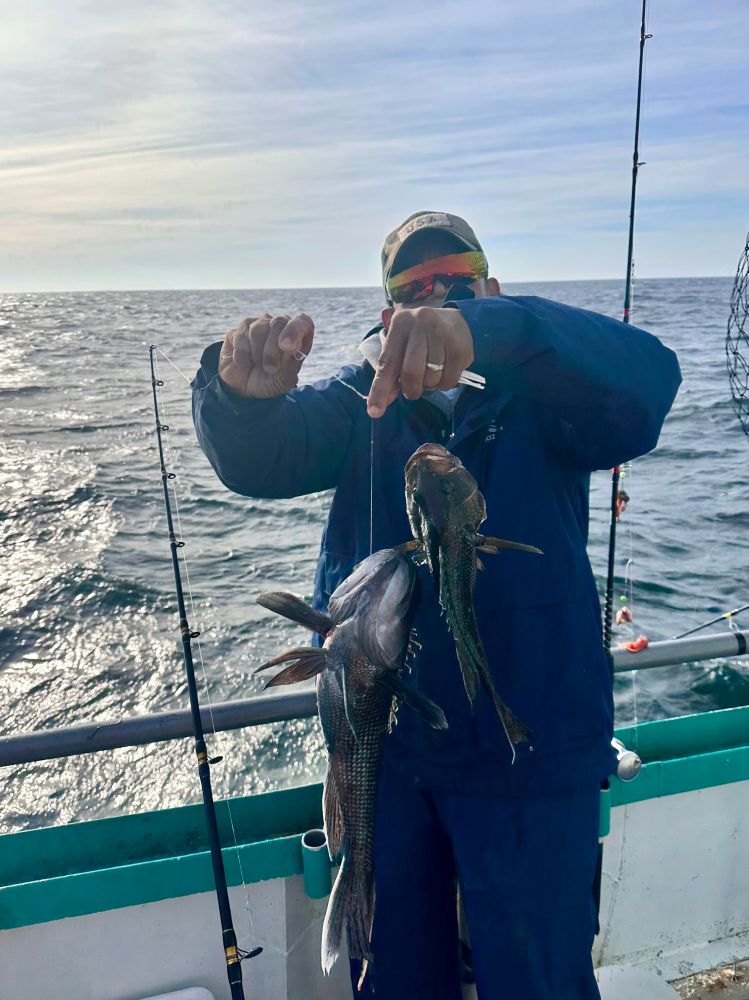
top-left (621, 462), bottom-right (640, 750)
top-left (614, 2), bottom-right (653, 737)
top-left (149, 350), bottom-right (259, 999)
top-left (154, 353), bottom-right (255, 942)
top-left (153, 345), bottom-right (192, 385)
top-left (673, 605), bottom-right (749, 641)
top-left (153, 349), bottom-right (257, 948)
top-left (369, 420), bottom-right (375, 557)
top-left (604, 0), bottom-right (652, 654)
top-left (595, 2), bottom-right (653, 935)
top-left (336, 375), bottom-right (523, 761)
top-left (332, 375), bottom-right (376, 556)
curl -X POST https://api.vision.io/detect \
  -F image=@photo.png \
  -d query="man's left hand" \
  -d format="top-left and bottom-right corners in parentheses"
top-left (367, 307), bottom-right (474, 418)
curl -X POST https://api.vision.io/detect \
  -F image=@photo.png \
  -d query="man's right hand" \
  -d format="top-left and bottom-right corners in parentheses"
top-left (218, 314), bottom-right (315, 398)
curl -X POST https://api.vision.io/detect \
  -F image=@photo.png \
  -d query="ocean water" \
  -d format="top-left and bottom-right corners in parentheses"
top-left (1, 278), bottom-right (747, 834)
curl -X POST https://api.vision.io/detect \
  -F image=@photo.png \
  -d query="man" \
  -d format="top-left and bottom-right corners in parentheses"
top-left (192, 212), bottom-right (681, 1000)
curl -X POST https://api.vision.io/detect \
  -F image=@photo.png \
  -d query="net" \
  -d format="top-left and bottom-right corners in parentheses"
top-left (726, 232), bottom-right (749, 436)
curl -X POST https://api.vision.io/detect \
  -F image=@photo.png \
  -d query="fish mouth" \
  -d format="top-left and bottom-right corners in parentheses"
top-left (405, 444), bottom-right (477, 518)
top-left (405, 443), bottom-right (461, 479)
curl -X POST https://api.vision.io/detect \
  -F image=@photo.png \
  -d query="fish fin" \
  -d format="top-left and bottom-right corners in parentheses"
top-left (254, 646), bottom-right (322, 672)
top-left (321, 865), bottom-right (345, 974)
top-left (394, 539), bottom-right (422, 553)
top-left (496, 701), bottom-right (532, 745)
top-left (455, 642), bottom-right (480, 706)
top-left (375, 672), bottom-right (448, 730)
top-left (476, 535), bottom-right (543, 556)
top-left (323, 772), bottom-right (344, 862)
top-left (256, 591), bottom-right (333, 635)
top-left (262, 650), bottom-right (327, 687)
top-left (357, 958), bottom-right (370, 991)
top-left (341, 675), bottom-right (363, 745)
top-left (461, 635), bottom-right (531, 752)
top-left (321, 862), bottom-right (374, 975)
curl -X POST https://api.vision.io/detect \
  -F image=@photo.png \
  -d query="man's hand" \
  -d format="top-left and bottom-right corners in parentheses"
top-left (367, 307), bottom-right (474, 418)
top-left (219, 314), bottom-right (315, 398)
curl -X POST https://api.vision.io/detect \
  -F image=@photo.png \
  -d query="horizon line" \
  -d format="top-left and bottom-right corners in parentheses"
top-left (0, 274), bottom-right (733, 296)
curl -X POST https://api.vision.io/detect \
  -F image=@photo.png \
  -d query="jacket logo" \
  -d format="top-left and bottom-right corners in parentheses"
top-left (485, 422), bottom-right (501, 442)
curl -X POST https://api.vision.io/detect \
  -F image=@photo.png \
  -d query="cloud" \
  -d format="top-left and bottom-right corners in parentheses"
top-left (1, 0), bottom-right (746, 289)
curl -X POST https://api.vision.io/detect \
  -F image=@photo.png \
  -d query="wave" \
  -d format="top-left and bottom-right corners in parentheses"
top-left (0, 385), bottom-right (47, 398)
top-left (690, 662), bottom-right (749, 709)
top-left (56, 420), bottom-right (143, 434)
top-left (712, 509), bottom-right (749, 527)
top-left (11, 565), bottom-right (165, 624)
top-left (0, 483), bottom-right (105, 525)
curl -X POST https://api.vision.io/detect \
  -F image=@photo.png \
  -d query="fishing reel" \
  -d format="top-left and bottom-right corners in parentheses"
top-left (611, 737), bottom-right (642, 781)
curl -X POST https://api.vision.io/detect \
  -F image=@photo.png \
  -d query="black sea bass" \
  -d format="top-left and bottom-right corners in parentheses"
top-left (401, 443), bottom-right (542, 754)
top-left (255, 549), bottom-right (447, 978)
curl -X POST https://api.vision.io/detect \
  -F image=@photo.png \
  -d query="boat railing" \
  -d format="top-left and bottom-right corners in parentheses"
top-left (1, 629), bottom-right (747, 767)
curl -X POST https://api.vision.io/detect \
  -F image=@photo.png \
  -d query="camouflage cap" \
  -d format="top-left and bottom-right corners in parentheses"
top-left (381, 211), bottom-right (484, 288)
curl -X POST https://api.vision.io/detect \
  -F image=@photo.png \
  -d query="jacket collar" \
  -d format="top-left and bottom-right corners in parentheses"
top-left (357, 322), bottom-right (513, 447)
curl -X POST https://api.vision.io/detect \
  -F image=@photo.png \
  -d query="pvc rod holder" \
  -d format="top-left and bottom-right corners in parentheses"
top-left (301, 829), bottom-right (331, 899)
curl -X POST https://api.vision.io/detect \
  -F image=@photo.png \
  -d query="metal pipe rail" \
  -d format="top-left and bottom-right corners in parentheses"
top-left (1, 630), bottom-right (746, 768)
top-left (0, 690), bottom-right (317, 767)
top-left (610, 628), bottom-right (748, 673)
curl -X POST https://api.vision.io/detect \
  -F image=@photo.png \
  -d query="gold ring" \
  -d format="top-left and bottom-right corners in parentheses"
top-left (426, 362), bottom-right (445, 372)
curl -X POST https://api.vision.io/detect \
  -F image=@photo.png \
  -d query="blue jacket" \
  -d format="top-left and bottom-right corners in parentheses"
top-left (192, 295), bottom-right (681, 795)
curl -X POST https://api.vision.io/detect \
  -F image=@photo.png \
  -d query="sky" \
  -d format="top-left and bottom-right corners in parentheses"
top-left (1, 0), bottom-right (747, 291)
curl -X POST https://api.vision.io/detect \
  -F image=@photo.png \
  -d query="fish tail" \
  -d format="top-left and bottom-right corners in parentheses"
top-left (497, 700), bottom-right (531, 746)
top-left (321, 861), bottom-right (374, 975)
top-left (476, 649), bottom-right (532, 751)
top-left (321, 865), bottom-right (346, 974)
top-left (495, 698), bottom-right (532, 765)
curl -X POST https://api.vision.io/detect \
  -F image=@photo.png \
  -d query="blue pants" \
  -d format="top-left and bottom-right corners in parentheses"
top-left (350, 765), bottom-right (601, 1000)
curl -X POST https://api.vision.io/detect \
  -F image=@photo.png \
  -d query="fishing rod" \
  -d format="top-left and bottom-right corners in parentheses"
top-left (595, 0), bottom-right (653, 942)
top-left (603, 0), bottom-right (652, 656)
top-left (673, 604), bottom-right (749, 641)
top-left (148, 346), bottom-right (260, 999)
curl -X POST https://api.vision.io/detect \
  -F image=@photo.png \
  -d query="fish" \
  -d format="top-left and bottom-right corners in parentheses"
top-left (255, 548), bottom-right (447, 979)
top-left (400, 443), bottom-right (542, 755)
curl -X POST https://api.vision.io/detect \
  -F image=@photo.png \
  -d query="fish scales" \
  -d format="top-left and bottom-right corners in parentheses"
top-left (403, 443), bottom-right (536, 752)
top-left (320, 636), bottom-right (390, 972)
top-left (255, 548), bottom-right (447, 978)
